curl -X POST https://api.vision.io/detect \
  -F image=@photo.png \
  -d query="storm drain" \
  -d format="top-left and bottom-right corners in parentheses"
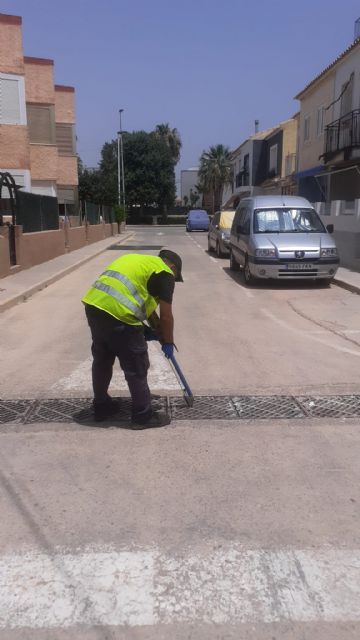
top-left (298, 395), bottom-right (360, 418)
top-left (2, 395), bottom-right (360, 425)
top-left (170, 396), bottom-right (238, 420)
top-left (233, 396), bottom-right (304, 420)
top-left (107, 244), bottom-right (164, 251)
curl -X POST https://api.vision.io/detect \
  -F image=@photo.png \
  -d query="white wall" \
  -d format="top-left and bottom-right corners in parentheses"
top-left (332, 46), bottom-right (360, 121)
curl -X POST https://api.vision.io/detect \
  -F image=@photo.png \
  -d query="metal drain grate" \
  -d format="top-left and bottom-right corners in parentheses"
top-left (233, 396), bottom-right (305, 420)
top-left (298, 395), bottom-right (360, 418)
top-left (107, 245), bottom-right (164, 251)
top-left (170, 396), bottom-right (238, 420)
top-left (0, 400), bottom-right (33, 423)
top-left (2, 395), bottom-right (360, 425)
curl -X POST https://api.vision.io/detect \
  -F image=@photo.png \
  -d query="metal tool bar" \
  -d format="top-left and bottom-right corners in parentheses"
top-left (168, 353), bottom-right (194, 407)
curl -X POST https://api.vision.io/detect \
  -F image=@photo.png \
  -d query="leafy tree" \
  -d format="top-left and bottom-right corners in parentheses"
top-left (154, 123), bottom-right (182, 165)
top-left (78, 156), bottom-right (104, 204)
top-left (198, 144), bottom-right (232, 214)
top-left (189, 188), bottom-right (200, 208)
top-left (98, 131), bottom-right (176, 214)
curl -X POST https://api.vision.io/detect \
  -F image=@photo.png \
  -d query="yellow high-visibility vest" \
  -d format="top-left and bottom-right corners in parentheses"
top-left (82, 254), bottom-right (174, 325)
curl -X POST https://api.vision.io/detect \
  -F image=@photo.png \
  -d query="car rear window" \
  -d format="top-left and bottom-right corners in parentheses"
top-left (189, 210), bottom-right (208, 219)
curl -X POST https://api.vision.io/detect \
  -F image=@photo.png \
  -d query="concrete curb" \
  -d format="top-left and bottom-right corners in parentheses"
top-left (333, 277), bottom-right (360, 296)
top-left (0, 233), bottom-right (133, 313)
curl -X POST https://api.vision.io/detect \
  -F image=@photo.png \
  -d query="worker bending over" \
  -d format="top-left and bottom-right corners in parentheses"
top-left (82, 249), bottom-right (183, 428)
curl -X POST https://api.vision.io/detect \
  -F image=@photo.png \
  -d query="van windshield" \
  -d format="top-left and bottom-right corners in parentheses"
top-left (254, 208), bottom-right (325, 233)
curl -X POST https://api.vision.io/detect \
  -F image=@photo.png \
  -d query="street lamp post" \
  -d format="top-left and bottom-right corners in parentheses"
top-left (117, 109), bottom-right (125, 205)
top-left (119, 109), bottom-right (126, 213)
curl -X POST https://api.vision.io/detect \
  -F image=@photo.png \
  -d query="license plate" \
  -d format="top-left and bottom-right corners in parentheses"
top-left (285, 263), bottom-right (314, 270)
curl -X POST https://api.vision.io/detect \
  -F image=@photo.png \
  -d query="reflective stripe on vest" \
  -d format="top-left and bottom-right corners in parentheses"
top-left (100, 270), bottom-right (144, 307)
top-left (92, 282), bottom-right (146, 321)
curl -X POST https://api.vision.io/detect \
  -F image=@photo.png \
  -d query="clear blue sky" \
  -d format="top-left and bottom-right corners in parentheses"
top-left (2, 0), bottom-right (359, 187)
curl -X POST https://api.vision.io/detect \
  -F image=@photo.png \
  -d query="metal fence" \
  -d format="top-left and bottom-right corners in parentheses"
top-left (16, 191), bottom-right (59, 233)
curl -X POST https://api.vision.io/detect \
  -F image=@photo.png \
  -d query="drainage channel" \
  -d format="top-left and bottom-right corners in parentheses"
top-left (2, 395), bottom-right (360, 425)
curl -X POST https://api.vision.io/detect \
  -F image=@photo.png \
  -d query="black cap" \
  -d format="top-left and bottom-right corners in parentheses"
top-left (159, 249), bottom-right (183, 282)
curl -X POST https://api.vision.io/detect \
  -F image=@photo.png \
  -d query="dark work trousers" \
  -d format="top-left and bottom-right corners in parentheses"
top-left (85, 304), bottom-right (152, 422)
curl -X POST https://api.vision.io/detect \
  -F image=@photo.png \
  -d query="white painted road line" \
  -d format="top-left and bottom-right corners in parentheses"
top-left (0, 546), bottom-right (359, 629)
top-left (52, 342), bottom-right (179, 392)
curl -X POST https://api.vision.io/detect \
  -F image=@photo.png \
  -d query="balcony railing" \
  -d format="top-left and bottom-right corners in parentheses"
top-left (324, 109), bottom-right (360, 161)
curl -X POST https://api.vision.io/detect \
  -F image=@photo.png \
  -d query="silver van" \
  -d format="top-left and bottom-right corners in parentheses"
top-left (229, 195), bottom-right (339, 283)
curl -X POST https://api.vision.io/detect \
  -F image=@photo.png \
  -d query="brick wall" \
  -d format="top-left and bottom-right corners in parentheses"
top-left (55, 86), bottom-right (75, 124)
top-left (30, 145), bottom-right (58, 180)
top-left (0, 125), bottom-right (30, 168)
top-left (0, 14), bottom-right (24, 75)
top-left (57, 156), bottom-right (78, 186)
top-left (24, 57), bottom-right (55, 104)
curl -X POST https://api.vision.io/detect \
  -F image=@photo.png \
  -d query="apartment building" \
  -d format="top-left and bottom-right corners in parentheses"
top-left (295, 33), bottom-right (360, 204)
top-left (222, 127), bottom-right (275, 208)
top-left (0, 13), bottom-right (78, 211)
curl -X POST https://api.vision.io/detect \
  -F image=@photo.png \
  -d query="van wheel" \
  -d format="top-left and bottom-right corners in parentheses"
top-left (216, 241), bottom-right (225, 258)
top-left (244, 257), bottom-right (253, 284)
top-left (230, 250), bottom-right (239, 271)
top-left (208, 236), bottom-right (212, 252)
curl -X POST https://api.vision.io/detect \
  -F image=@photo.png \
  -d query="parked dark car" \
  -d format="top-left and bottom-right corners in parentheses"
top-left (186, 209), bottom-right (210, 232)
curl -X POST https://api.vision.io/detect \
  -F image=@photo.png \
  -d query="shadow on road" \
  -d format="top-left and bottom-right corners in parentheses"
top-left (222, 266), bottom-right (332, 292)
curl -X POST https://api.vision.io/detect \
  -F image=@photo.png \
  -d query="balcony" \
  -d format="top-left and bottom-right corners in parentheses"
top-left (323, 109), bottom-right (360, 162)
top-left (235, 170), bottom-right (249, 188)
top-left (285, 153), bottom-right (296, 176)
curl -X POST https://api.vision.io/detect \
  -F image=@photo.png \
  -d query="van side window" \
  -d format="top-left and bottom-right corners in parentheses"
top-left (243, 209), bottom-right (251, 235)
top-left (213, 212), bottom-right (220, 226)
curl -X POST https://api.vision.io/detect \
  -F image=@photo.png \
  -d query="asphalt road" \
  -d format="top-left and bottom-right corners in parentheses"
top-left (0, 226), bottom-right (360, 639)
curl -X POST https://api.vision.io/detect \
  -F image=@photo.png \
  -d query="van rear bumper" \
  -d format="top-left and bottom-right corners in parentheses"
top-left (250, 258), bottom-right (339, 279)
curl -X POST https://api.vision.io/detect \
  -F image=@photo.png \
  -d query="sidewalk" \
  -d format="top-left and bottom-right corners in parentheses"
top-left (334, 267), bottom-right (360, 295)
top-left (0, 232), bottom-right (133, 313)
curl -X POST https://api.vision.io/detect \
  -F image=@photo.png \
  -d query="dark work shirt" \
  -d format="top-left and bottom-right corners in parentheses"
top-left (147, 270), bottom-right (175, 304)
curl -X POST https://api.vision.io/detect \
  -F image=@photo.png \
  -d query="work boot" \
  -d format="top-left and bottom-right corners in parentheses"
top-left (93, 398), bottom-right (121, 422)
top-left (131, 410), bottom-right (171, 430)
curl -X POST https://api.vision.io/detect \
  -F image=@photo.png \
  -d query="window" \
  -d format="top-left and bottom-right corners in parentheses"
top-left (27, 104), bottom-right (56, 144)
top-left (56, 123), bottom-right (75, 155)
top-left (316, 107), bottom-right (325, 136)
top-left (340, 73), bottom-right (354, 117)
top-left (269, 144), bottom-right (278, 173)
top-left (304, 116), bottom-right (311, 142)
top-left (254, 208), bottom-right (325, 233)
top-left (0, 74), bottom-right (26, 125)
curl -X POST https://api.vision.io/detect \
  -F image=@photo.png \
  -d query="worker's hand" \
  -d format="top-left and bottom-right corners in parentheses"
top-left (143, 326), bottom-right (158, 341)
top-left (161, 343), bottom-right (174, 359)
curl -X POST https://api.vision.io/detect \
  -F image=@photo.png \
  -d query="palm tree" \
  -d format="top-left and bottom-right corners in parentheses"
top-left (154, 123), bottom-right (182, 165)
top-left (198, 144), bottom-right (232, 215)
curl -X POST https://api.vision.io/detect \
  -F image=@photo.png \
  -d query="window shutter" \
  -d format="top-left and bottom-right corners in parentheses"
top-left (56, 123), bottom-right (75, 155)
top-left (57, 186), bottom-right (75, 203)
top-left (0, 78), bottom-right (21, 124)
top-left (27, 104), bottom-right (55, 144)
